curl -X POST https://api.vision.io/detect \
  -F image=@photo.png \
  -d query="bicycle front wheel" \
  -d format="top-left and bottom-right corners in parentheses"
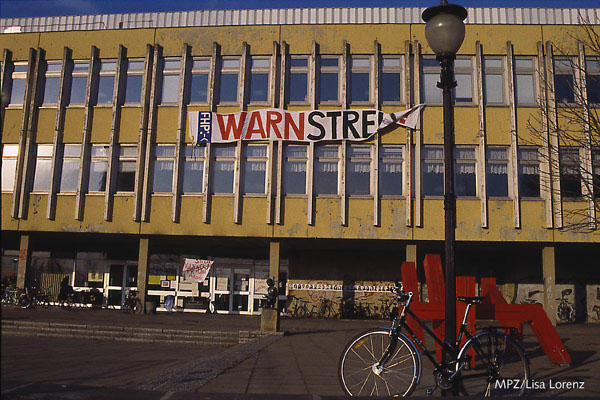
top-left (457, 331), bottom-right (530, 397)
top-left (339, 329), bottom-right (420, 397)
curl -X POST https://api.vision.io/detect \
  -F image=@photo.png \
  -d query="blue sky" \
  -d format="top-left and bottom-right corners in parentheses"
top-left (0, 0), bottom-right (598, 19)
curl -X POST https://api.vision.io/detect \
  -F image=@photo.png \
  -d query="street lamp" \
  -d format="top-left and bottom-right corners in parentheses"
top-left (422, 0), bottom-right (467, 381)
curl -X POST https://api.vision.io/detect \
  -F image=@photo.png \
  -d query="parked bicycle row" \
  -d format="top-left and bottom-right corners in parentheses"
top-left (286, 295), bottom-right (397, 320)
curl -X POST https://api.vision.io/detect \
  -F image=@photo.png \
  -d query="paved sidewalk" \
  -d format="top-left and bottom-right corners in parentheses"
top-left (2, 307), bottom-right (600, 398)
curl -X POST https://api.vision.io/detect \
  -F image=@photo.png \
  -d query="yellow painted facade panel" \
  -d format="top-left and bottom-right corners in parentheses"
top-left (155, 107), bottom-right (179, 142)
top-left (35, 108), bottom-right (56, 143)
top-left (1, 194), bottom-right (19, 231)
top-left (90, 107), bottom-right (112, 143)
top-left (1, 109), bottom-right (23, 143)
top-left (19, 194), bottom-right (51, 231)
top-left (520, 201), bottom-right (553, 241)
top-left (53, 195), bottom-right (81, 231)
top-left (377, 199), bottom-right (412, 240)
top-left (541, 26), bottom-right (582, 54)
top-left (62, 108), bottom-right (85, 142)
top-left (274, 198), bottom-right (310, 238)
top-left (81, 195), bottom-right (138, 234)
top-left (118, 107), bottom-right (142, 142)
top-left (0, 33), bottom-right (39, 60)
top-left (485, 107), bottom-right (511, 145)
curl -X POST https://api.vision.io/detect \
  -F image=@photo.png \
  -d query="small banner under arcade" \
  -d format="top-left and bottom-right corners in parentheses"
top-left (188, 104), bottom-right (425, 145)
top-left (182, 259), bottom-right (214, 283)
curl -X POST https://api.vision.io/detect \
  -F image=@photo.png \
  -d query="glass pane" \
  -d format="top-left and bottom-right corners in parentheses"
top-left (379, 161), bottom-right (402, 196)
top-left (33, 159), bottom-right (52, 191)
top-left (190, 73), bottom-right (208, 103)
top-left (117, 161), bottom-right (136, 192)
top-left (37, 145), bottom-right (54, 157)
top-left (246, 145), bottom-right (267, 158)
top-left (515, 74), bottom-right (535, 104)
top-left (242, 161), bottom-right (266, 194)
top-left (212, 161), bottom-right (234, 193)
top-left (69, 76), bottom-right (88, 104)
top-left (59, 160), bottom-right (80, 192)
top-left (222, 58), bottom-right (239, 69)
top-left (192, 59), bottom-right (210, 69)
top-left (382, 57), bottom-right (401, 68)
top-left (249, 73), bottom-right (269, 102)
top-left (42, 77), bottom-right (61, 105)
top-left (351, 57), bottom-right (370, 68)
top-left (9, 78), bottom-right (26, 105)
top-left (184, 145), bottom-right (205, 157)
top-left (214, 146), bottom-right (235, 157)
top-left (321, 58), bottom-right (338, 67)
top-left (514, 58), bottom-right (533, 69)
top-left (155, 145), bottom-right (175, 157)
top-left (319, 72), bottom-right (338, 102)
top-left (1, 159), bottom-right (16, 191)
top-left (124, 74), bottom-right (143, 104)
top-left (89, 161), bottom-right (108, 191)
top-left (97, 75), bottom-right (114, 104)
top-left (100, 61), bottom-right (117, 71)
top-left (290, 57), bottom-right (308, 67)
top-left (422, 161), bottom-right (444, 196)
top-left (182, 161), bottom-right (203, 193)
top-left (454, 74), bottom-right (472, 102)
top-left (63, 144), bottom-right (80, 157)
top-left (484, 58), bottom-right (502, 68)
top-left (91, 145), bottom-right (109, 157)
top-left (381, 73), bottom-right (401, 102)
top-left (424, 73), bottom-right (440, 103)
top-left (164, 60), bottom-right (180, 70)
top-left (350, 73), bottom-right (370, 103)
top-left (152, 160), bottom-right (174, 193)
top-left (219, 73), bottom-right (238, 103)
top-left (251, 57), bottom-right (270, 69)
top-left (347, 161), bottom-right (370, 195)
top-left (119, 146), bottom-right (138, 157)
top-left (587, 73), bottom-right (600, 103)
top-left (487, 164), bottom-right (508, 197)
top-left (73, 62), bottom-right (88, 71)
top-left (13, 64), bottom-right (28, 72)
top-left (283, 161), bottom-right (306, 195)
top-left (484, 74), bottom-right (503, 103)
top-left (555, 74), bottom-right (574, 104)
top-left (289, 73), bottom-right (308, 102)
top-left (455, 59), bottom-right (471, 68)
top-left (128, 60), bottom-right (145, 71)
top-left (161, 74), bottom-right (180, 103)
top-left (422, 57), bottom-right (440, 68)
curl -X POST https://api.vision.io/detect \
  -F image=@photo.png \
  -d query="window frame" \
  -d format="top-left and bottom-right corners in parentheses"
top-left (485, 146), bottom-right (509, 198)
top-left (287, 55), bottom-right (310, 105)
top-left (96, 59), bottom-right (117, 106)
top-left (421, 145), bottom-right (444, 197)
top-left (514, 56), bottom-right (537, 106)
top-left (189, 57), bottom-right (211, 105)
top-left (68, 60), bottom-right (90, 106)
top-left (454, 146), bottom-right (477, 197)
top-left (1, 144), bottom-right (19, 192)
top-left (349, 55), bottom-right (373, 106)
top-left (182, 144), bottom-right (206, 194)
top-left (241, 143), bottom-right (268, 195)
top-left (379, 144), bottom-right (404, 197)
top-left (8, 61), bottom-right (28, 107)
top-left (160, 57), bottom-right (181, 105)
top-left (482, 56), bottom-right (505, 105)
top-left (115, 144), bottom-right (137, 193)
top-left (453, 56), bottom-right (474, 105)
top-left (318, 55), bottom-right (342, 105)
top-left (41, 60), bottom-right (63, 107)
top-left (585, 57), bottom-right (600, 105)
top-left (217, 56), bottom-right (240, 105)
top-left (517, 146), bottom-right (541, 199)
top-left (32, 144), bottom-right (54, 193)
top-left (211, 144), bottom-right (236, 195)
top-left (379, 56), bottom-right (403, 105)
top-left (88, 144), bottom-right (110, 193)
top-left (314, 143), bottom-right (341, 197)
top-left (346, 144), bottom-right (372, 197)
top-left (59, 144), bottom-right (81, 193)
top-left (554, 57), bottom-right (576, 106)
top-left (152, 144), bottom-right (176, 195)
top-left (123, 58), bottom-right (145, 105)
top-left (247, 56), bottom-right (271, 105)
top-left (282, 144), bottom-right (309, 196)
top-left (559, 147), bottom-right (582, 198)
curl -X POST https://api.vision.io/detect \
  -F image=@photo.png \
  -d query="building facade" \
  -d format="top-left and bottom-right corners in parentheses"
top-left (1, 7), bottom-right (599, 321)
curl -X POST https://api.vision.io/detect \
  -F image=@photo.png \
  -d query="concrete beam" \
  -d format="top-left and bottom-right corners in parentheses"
top-left (543, 246), bottom-right (557, 326)
top-left (137, 237), bottom-right (150, 312)
top-left (17, 235), bottom-right (31, 289)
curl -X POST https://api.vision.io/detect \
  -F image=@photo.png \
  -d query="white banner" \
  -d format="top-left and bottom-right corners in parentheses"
top-left (288, 283), bottom-right (394, 293)
top-left (189, 104), bottom-right (425, 145)
top-left (182, 259), bottom-right (214, 283)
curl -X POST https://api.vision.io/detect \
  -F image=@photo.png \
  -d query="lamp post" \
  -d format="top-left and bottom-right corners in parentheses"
top-left (422, 0), bottom-right (467, 383)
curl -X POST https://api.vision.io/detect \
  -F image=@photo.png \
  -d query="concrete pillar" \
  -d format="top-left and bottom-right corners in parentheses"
top-left (543, 246), bottom-right (557, 326)
top-left (16, 235), bottom-right (31, 289)
top-left (262, 241), bottom-right (281, 332)
top-left (269, 241), bottom-right (281, 307)
top-left (406, 244), bottom-right (417, 264)
top-left (138, 237), bottom-right (150, 312)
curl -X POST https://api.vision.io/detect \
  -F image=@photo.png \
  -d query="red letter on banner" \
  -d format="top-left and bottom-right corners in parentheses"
top-left (216, 112), bottom-right (247, 141)
top-left (285, 112), bottom-right (305, 141)
top-left (245, 111), bottom-right (267, 139)
top-left (266, 110), bottom-right (283, 139)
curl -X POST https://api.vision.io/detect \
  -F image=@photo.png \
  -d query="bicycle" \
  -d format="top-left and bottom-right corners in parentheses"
top-left (122, 289), bottom-right (143, 314)
top-left (338, 283), bottom-right (530, 397)
top-left (288, 295), bottom-right (309, 318)
top-left (556, 288), bottom-right (575, 324)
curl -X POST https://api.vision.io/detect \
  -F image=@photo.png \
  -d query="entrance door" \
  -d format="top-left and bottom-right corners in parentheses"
top-left (106, 263), bottom-right (138, 307)
top-left (212, 267), bottom-right (251, 314)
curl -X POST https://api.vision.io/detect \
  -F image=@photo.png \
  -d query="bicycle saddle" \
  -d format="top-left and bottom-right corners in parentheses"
top-left (457, 296), bottom-right (484, 304)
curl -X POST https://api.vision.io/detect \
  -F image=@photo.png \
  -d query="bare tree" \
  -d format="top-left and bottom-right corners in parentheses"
top-left (525, 20), bottom-right (599, 232)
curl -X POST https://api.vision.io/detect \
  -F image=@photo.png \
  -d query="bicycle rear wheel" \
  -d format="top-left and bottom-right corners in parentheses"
top-left (338, 329), bottom-right (420, 397)
top-left (457, 331), bottom-right (529, 396)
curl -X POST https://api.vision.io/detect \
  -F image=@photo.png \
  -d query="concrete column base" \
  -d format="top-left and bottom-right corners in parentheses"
top-left (261, 308), bottom-right (280, 333)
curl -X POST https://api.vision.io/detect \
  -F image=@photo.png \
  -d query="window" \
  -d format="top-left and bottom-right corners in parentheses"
top-left (349, 56), bottom-right (371, 104)
top-left (486, 147), bottom-right (509, 197)
top-left (518, 147), bottom-right (540, 198)
top-left (152, 145), bottom-right (175, 193)
top-left (319, 56), bottom-right (340, 103)
top-left (586, 57), bottom-right (600, 104)
top-left (560, 148), bottom-right (581, 198)
top-left (32, 144), bottom-right (53, 192)
top-left (8, 62), bottom-right (27, 106)
top-left (454, 58), bottom-right (473, 103)
top-left (190, 58), bottom-right (210, 104)
top-left (1, 144), bottom-right (19, 191)
top-left (182, 145), bottom-right (205, 193)
top-left (248, 56), bottom-right (270, 104)
top-left (483, 57), bottom-right (504, 104)
top-left (69, 61), bottom-right (89, 105)
top-left (422, 146), bottom-right (444, 196)
top-left (211, 145), bottom-right (235, 194)
top-left (283, 144), bottom-right (307, 195)
top-left (380, 56), bottom-right (402, 104)
top-left (593, 149), bottom-right (600, 199)
top-left (288, 56), bottom-right (309, 103)
top-left (514, 57), bottom-right (536, 105)
top-left (96, 60), bottom-right (116, 105)
top-left (455, 147), bottom-right (476, 196)
top-left (347, 144), bottom-right (371, 196)
top-left (242, 144), bottom-right (267, 194)
top-left (314, 144), bottom-right (339, 195)
top-left (218, 57), bottom-right (239, 104)
top-left (554, 58), bottom-right (575, 104)
top-left (124, 59), bottom-right (145, 104)
top-left (116, 145), bottom-right (137, 192)
top-left (41, 61), bottom-right (62, 106)
top-left (89, 145), bottom-right (109, 192)
top-left (160, 58), bottom-right (181, 104)
top-left (379, 145), bottom-right (403, 196)
top-left (59, 144), bottom-right (80, 192)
